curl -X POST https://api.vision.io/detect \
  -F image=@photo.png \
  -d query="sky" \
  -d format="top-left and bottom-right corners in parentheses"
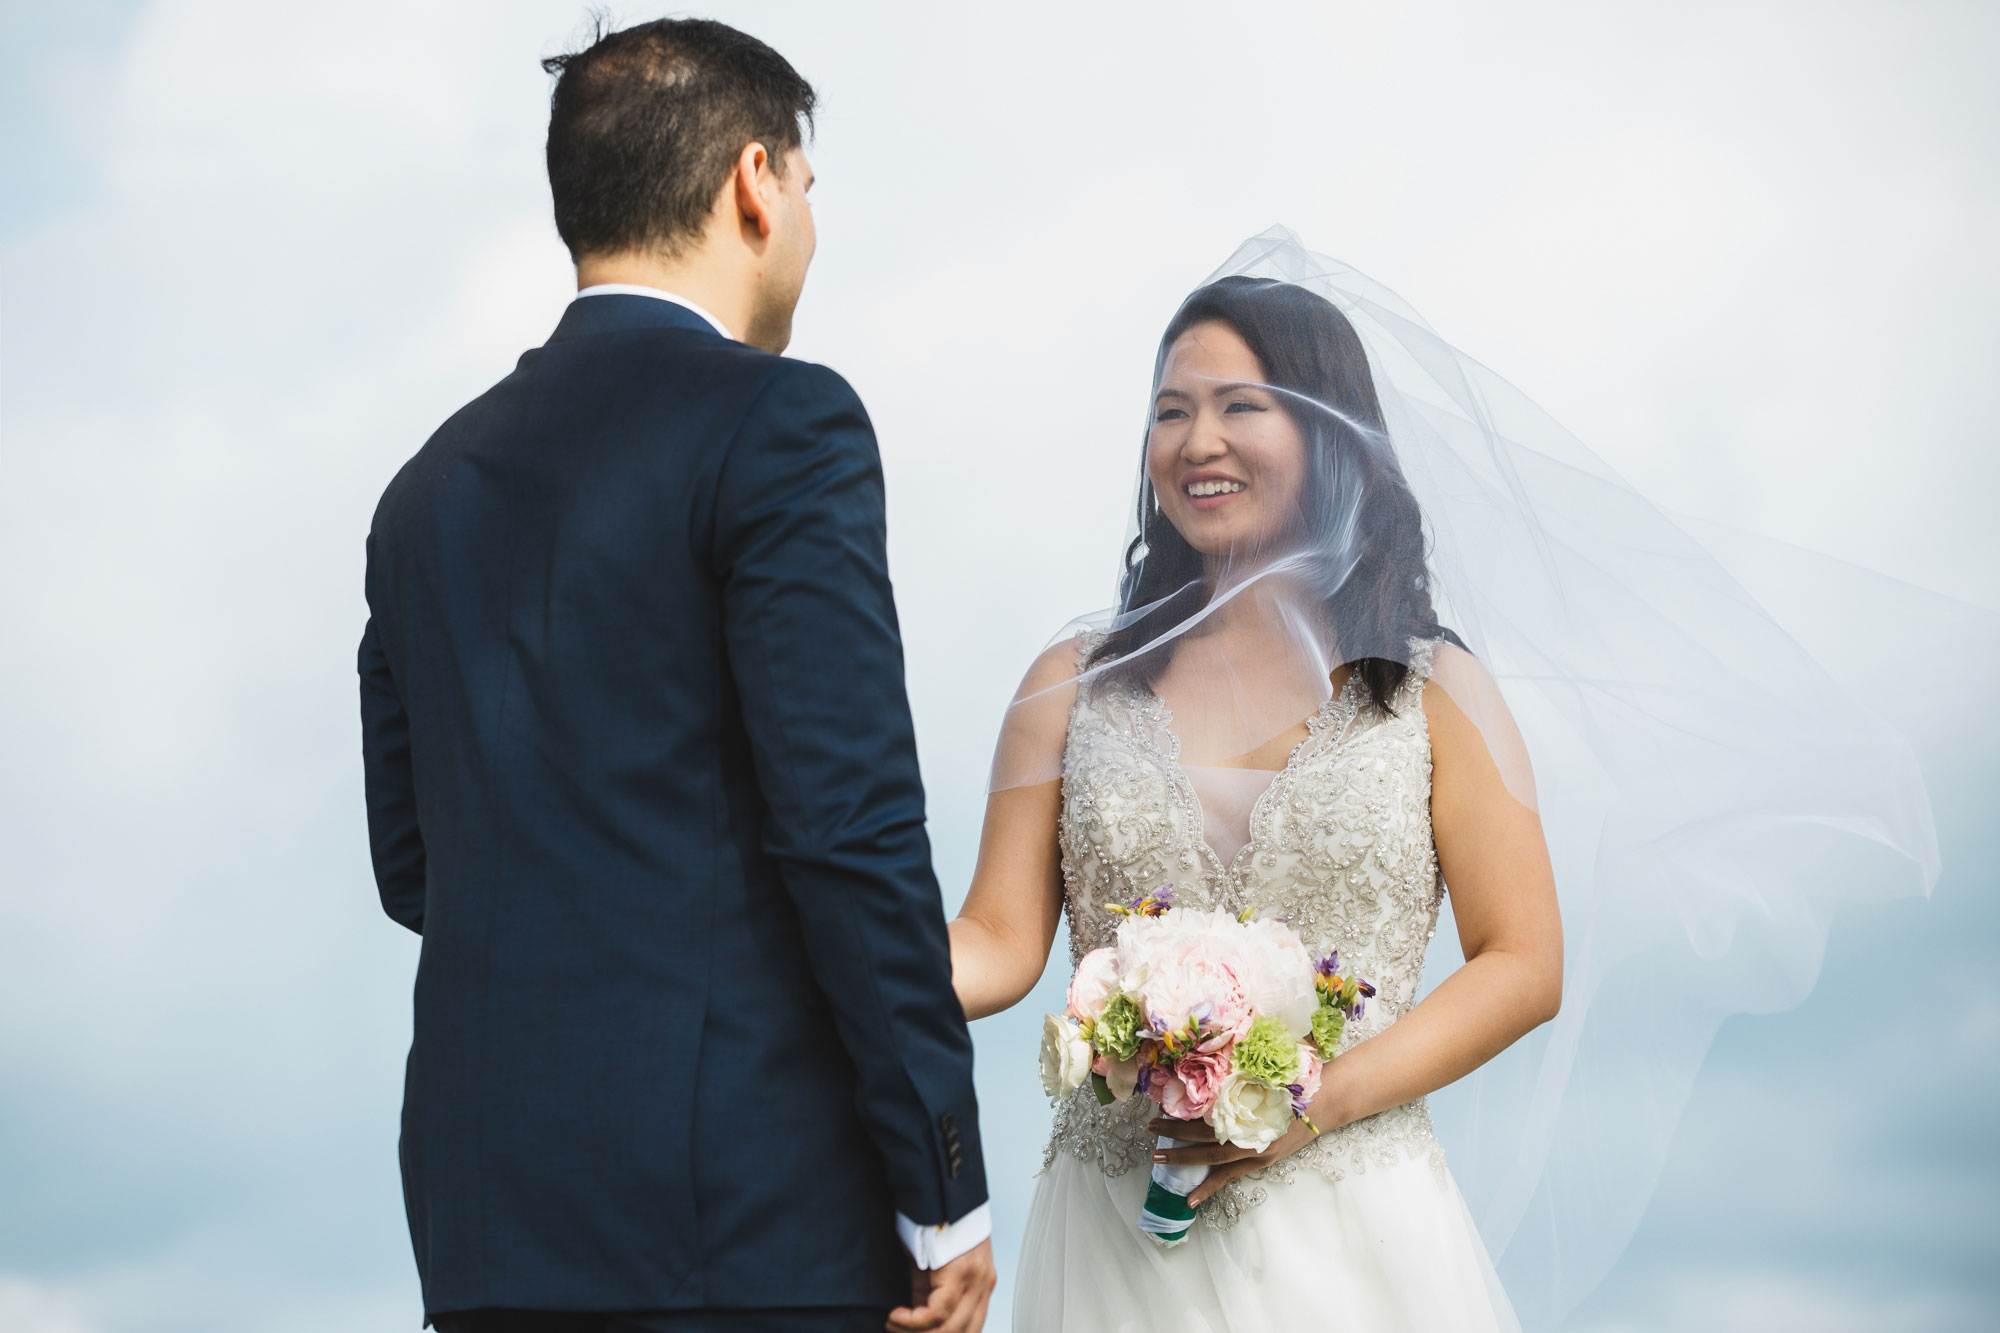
top-left (1, 1), bottom-right (1996, 1330)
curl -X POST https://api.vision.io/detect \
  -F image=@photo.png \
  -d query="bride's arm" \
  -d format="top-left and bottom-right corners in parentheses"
top-left (1308, 660), bottom-right (1563, 1131)
top-left (1161, 649), bottom-right (1563, 1203)
top-left (949, 784), bottom-right (1065, 1020)
top-left (947, 643), bottom-right (1077, 1021)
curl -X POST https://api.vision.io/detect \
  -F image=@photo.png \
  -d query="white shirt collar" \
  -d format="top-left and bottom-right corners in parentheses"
top-left (573, 284), bottom-right (734, 341)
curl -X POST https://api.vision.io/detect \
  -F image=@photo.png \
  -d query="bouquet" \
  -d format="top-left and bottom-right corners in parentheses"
top-left (1038, 886), bottom-right (1374, 1245)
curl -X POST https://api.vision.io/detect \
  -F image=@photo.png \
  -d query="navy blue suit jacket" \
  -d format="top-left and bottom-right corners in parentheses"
top-left (358, 294), bottom-right (985, 1319)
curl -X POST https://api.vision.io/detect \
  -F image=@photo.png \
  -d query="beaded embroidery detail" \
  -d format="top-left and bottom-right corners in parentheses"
top-left (1043, 634), bottom-right (1451, 1227)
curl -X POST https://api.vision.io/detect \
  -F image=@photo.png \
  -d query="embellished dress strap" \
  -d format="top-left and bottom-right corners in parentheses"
top-left (1390, 634), bottom-right (1445, 711)
top-left (1404, 634), bottom-right (1442, 683)
top-left (1073, 628), bottom-right (1109, 674)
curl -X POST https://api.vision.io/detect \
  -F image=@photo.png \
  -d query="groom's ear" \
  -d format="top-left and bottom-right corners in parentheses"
top-left (731, 141), bottom-right (780, 241)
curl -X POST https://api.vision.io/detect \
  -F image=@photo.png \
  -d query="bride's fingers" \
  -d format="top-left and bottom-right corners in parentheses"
top-left (1187, 1158), bottom-right (1255, 1206)
top-left (1152, 1141), bottom-right (1252, 1166)
top-left (1147, 1118), bottom-right (1218, 1142)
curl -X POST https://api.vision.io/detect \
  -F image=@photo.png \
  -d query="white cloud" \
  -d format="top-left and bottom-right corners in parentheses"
top-left (0, 1278), bottom-right (95, 1333)
top-left (1569, 1266), bottom-right (1991, 1333)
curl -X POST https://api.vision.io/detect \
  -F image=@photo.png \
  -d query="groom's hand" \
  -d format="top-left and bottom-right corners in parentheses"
top-left (887, 1237), bottom-right (995, 1333)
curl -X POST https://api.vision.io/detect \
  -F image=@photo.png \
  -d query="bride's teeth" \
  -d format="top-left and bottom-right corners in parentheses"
top-left (1186, 480), bottom-right (1246, 497)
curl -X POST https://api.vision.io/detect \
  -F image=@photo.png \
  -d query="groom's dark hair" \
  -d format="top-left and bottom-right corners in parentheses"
top-left (541, 17), bottom-right (816, 261)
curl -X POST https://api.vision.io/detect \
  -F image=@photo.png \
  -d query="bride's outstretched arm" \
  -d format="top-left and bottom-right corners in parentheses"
top-left (948, 643), bottom-right (1076, 1021)
top-left (949, 783), bottom-right (1065, 1020)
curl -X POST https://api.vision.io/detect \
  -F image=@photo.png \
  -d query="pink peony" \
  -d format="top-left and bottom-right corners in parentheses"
top-left (1161, 1048), bottom-right (1231, 1121)
top-left (1234, 917), bottom-right (1320, 1039)
top-left (1066, 947), bottom-right (1121, 1022)
top-left (1136, 928), bottom-right (1253, 1039)
top-left (1196, 1008), bottom-right (1254, 1053)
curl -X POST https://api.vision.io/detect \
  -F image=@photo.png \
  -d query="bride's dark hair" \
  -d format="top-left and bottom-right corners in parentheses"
top-left (1086, 275), bottom-right (1461, 713)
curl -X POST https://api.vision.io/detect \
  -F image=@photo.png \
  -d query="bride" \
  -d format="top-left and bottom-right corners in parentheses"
top-left (946, 269), bottom-right (1558, 1330)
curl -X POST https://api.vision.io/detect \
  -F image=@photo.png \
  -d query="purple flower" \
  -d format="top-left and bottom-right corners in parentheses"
top-left (1104, 883), bottom-right (1177, 919)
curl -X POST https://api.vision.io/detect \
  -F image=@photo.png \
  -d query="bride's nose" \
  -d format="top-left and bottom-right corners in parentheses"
top-left (1181, 416), bottom-right (1229, 465)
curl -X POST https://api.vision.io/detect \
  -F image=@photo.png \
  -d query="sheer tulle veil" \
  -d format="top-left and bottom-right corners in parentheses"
top-left (988, 227), bottom-right (1941, 1325)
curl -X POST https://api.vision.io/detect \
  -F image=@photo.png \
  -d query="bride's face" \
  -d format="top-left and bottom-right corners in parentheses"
top-left (1148, 320), bottom-right (1309, 562)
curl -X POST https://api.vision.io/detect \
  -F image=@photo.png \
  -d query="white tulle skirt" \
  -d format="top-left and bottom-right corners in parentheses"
top-left (1014, 1150), bottom-right (1520, 1332)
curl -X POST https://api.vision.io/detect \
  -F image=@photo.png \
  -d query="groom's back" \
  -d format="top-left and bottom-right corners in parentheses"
top-left (370, 304), bottom-right (784, 916)
top-left (360, 296), bottom-right (940, 1315)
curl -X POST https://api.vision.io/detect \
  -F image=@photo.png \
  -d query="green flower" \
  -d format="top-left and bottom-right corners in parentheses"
top-left (1309, 1004), bottom-right (1347, 1059)
top-left (1232, 1015), bottom-right (1302, 1087)
top-left (1096, 992), bottom-right (1143, 1062)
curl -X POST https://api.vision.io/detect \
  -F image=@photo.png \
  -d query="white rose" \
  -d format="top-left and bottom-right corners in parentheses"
top-left (1208, 1070), bottom-right (1296, 1152)
top-left (1038, 1013), bottom-right (1094, 1101)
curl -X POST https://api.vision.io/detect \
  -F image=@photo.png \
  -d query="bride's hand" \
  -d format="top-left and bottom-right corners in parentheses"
top-left (1146, 1114), bottom-right (1321, 1207)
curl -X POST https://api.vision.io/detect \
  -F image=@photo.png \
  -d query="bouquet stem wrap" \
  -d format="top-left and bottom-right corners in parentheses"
top-left (1138, 1135), bottom-right (1208, 1246)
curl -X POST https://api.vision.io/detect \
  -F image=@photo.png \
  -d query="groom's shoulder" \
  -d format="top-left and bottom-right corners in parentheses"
top-left (739, 355), bottom-right (870, 423)
top-left (583, 329), bottom-right (868, 424)
top-left (662, 348), bottom-right (873, 452)
top-left (370, 345), bottom-right (871, 523)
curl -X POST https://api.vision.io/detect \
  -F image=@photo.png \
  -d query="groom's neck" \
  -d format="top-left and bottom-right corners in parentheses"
top-left (575, 247), bottom-right (754, 343)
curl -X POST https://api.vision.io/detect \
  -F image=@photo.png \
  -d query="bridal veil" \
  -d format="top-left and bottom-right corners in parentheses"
top-left (987, 227), bottom-right (1939, 1326)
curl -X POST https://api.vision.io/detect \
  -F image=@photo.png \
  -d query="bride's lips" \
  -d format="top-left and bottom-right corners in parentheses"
top-left (1180, 469), bottom-right (1248, 512)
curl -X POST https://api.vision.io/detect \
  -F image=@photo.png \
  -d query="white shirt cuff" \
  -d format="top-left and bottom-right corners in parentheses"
top-left (895, 1202), bottom-right (991, 1270)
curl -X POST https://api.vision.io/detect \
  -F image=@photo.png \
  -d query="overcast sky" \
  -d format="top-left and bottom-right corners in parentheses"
top-left (2, 2), bottom-right (1996, 1330)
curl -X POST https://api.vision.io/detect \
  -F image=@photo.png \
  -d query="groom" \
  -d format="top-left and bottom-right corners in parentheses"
top-left (358, 18), bottom-right (993, 1333)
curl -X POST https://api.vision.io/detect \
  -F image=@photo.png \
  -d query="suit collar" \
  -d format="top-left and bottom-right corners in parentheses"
top-left (547, 292), bottom-right (732, 344)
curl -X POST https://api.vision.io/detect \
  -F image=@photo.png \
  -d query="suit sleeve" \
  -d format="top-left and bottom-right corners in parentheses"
top-left (359, 531), bottom-right (427, 934)
top-left (712, 360), bottom-right (987, 1227)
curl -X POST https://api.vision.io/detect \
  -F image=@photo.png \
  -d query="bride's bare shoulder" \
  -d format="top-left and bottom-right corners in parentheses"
top-left (1423, 642), bottom-right (1537, 808)
top-left (988, 634), bottom-right (1092, 792)
top-left (1021, 633), bottom-right (1091, 693)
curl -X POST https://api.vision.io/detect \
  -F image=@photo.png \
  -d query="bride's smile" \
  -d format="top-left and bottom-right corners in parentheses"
top-left (1181, 470), bottom-right (1248, 508)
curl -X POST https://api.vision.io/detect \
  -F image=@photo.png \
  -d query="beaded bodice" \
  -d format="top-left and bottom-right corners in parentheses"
top-left (1044, 635), bottom-right (1451, 1227)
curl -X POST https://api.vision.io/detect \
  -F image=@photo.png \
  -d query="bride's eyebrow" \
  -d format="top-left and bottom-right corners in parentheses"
top-left (1155, 380), bottom-right (1267, 403)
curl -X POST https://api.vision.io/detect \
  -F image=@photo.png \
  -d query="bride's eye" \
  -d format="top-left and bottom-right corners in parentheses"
top-left (1155, 407), bottom-right (1190, 423)
top-left (1224, 400), bottom-right (1266, 414)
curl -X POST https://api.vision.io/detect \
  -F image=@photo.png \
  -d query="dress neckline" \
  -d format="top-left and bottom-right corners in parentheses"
top-left (1134, 668), bottom-right (1371, 892)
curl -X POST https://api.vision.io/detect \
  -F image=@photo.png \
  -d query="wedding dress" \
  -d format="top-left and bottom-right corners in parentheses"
top-left (1013, 633), bottom-right (1519, 1332)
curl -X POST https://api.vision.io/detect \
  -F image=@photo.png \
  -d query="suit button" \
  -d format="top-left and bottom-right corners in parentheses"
top-left (940, 1112), bottom-right (956, 1134)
